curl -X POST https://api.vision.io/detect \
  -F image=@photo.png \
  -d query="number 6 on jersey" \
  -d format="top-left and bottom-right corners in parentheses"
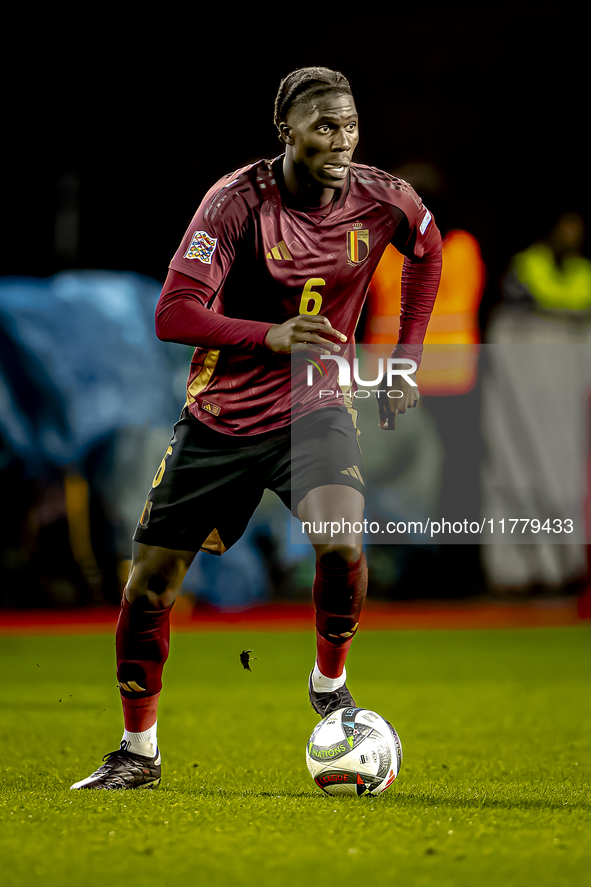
top-left (299, 278), bottom-right (326, 315)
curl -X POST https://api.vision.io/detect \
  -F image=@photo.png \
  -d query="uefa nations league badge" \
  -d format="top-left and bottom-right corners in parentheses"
top-left (184, 230), bottom-right (218, 264)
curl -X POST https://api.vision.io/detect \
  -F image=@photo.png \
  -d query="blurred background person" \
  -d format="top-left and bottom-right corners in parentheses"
top-left (482, 211), bottom-right (591, 596)
top-left (501, 211), bottom-right (591, 314)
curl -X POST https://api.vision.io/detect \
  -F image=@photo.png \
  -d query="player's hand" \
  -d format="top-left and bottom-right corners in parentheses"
top-left (264, 315), bottom-right (347, 354)
top-left (376, 373), bottom-right (420, 430)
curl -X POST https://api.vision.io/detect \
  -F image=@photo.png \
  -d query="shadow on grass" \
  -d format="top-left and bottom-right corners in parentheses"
top-left (165, 783), bottom-right (591, 811)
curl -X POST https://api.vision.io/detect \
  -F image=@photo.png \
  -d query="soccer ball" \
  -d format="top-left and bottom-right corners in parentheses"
top-left (306, 707), bottom-right (403, 797)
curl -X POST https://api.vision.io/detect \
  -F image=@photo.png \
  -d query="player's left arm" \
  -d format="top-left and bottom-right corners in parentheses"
top-left (378, 196), bottom-right (443, 430)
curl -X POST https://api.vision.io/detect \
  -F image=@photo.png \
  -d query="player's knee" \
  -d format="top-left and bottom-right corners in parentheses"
top-left (126, 570), bottom-right (180, 609)
top-left (316, 543), bottom-right (363, 569)
top-left (126, 545), bottom-right (193, 608)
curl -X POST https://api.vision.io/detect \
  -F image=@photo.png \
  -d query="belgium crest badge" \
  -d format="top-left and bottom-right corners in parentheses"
top-left (346, 228), bottom-right (370, 264)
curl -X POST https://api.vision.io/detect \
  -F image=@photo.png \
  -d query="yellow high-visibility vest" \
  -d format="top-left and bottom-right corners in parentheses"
top-left (512, 243), bottom-right (591, 312)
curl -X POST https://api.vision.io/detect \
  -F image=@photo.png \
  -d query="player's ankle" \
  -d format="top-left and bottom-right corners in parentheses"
top-left (122, 721), bottom-right (158, 757)
top-left (312, 663), bottom-right (346, 693)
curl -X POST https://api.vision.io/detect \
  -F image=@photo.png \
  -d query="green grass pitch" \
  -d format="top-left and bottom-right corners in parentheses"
top-left (1, 625), bottom-right (590, 887)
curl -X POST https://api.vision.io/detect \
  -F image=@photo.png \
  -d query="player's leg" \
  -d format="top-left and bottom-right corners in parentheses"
top-left (298, 484), bottom-right (368, 716)
top-left (115, 542), bottom-right (195, 750)
top-left (268, 406), bottom-right (368, 716)
top-left (71, 408), bottom-right (268, 789)
top-left (71, 542), bottom-right (196, 790)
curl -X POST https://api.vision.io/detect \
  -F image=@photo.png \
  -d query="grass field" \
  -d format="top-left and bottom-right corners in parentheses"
top-left (1, 625), bottom-right (590, 887)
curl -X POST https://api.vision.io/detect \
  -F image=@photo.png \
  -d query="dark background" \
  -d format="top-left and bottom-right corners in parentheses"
top-left (4, 6), bottom-right (589, 306)
top-left (1, 5), bottom-right (589, 608)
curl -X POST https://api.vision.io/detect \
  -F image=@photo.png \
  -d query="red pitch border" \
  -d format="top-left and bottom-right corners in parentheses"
top-left (0, 597), bottom-right (585, 635)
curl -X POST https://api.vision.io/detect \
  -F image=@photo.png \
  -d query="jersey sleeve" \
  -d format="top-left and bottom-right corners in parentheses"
top-left (155, 270), bottom-right (274, 350)
top-left (388, 180), bottom-right (443, 365)
top-left (168, 172), bottom-right (251, 290)
top-left (389, 180), bottom-right (441, 261)
top-left (395, 252), bottom-right (442, 362)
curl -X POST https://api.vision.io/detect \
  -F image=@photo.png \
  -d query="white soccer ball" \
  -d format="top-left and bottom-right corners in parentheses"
top-left (306, 706), bottom-right (403, 797)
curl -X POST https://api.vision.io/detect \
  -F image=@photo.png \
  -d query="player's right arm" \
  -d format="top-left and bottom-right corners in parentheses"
top-left (156, 272), bottom-right (346, 355)
top-left (156, 270), bottom-right (273, 350)
top-left (158, 169), bottom-right (276, 352)
top-left (157, 168), bottom-right (346, 355)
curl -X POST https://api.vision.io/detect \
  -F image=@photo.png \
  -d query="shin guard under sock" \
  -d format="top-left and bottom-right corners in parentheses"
top-left (313, 553), bottom-right (368, 679)
top-left (116, 594), bottom-right (172, 733)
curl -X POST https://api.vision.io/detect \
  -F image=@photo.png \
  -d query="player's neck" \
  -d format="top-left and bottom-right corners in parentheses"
top-left (280, 156), bottom-right (336, 209)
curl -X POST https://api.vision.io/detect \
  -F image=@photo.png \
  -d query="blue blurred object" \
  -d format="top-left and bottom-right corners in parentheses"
top-left (0, 271), bottom-right (316, 609)
top-left (183, 530), bottom-right (271, 610)
top-left (0, 270), bottom-right (188, 474)
top-left (180, 502), bottom-right (314, 609)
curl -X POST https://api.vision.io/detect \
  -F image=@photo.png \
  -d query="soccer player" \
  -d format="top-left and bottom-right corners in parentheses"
top-left (71, 66), bottom-right (442, 789)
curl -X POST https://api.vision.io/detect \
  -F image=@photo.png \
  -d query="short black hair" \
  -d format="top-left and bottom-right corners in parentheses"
top-left (274, 66), bottom-right (353, 132)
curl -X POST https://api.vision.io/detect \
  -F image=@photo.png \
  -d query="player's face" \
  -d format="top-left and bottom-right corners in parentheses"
top-left (284, 93), bottom-right (359, 196)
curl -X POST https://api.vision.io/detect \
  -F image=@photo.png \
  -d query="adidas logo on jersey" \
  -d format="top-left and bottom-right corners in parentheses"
top-left (341, 465), bottom-right (364, 484)
top-left (266, 240), bottom-right (293, 261)
top-left (201, 400), bottom-right (221, 416)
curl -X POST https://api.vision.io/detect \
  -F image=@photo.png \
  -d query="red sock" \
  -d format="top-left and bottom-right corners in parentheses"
top-left (116, 594), bottom-right (172, 733)
top-left (118, 694), bottom-right (161, 734)
top-left (313, 553), bottom-right (368, 679)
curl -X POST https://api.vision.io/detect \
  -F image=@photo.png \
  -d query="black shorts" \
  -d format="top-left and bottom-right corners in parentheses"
top-left (133, 406), bottom-right (365, 555)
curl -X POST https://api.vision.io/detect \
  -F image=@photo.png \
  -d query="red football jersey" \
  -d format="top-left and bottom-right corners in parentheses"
top-left (165, 156), bottom-right (441, 434)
